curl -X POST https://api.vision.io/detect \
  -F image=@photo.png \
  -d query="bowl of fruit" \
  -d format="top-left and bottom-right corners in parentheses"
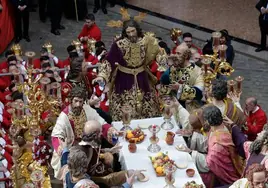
top-left (184, 181), bottom-right (204, 188)
top-left (149, 152), bottom-right (177, 177)
top-left (126, 128), bottom-right (146, 143)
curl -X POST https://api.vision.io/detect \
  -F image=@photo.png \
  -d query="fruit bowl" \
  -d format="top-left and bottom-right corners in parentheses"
top-left (149, 152), bottom-right (176, 177)
top-left (125, 128), bottom-right (146, 143)
top-left (183, 181), bottom-right (204, 188)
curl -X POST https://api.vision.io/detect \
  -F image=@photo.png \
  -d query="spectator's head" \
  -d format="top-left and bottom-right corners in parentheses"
top-left (203, 105), bottom-right (223, 127)
top-left (183, 32), bottom-right (193, 48)
top-left (245, 97), bottom-right (258, 113)
top-left (250, 130), bottom-right (268, 155)
top-left (95, 47), bottom-right (107, 61)
top-left (84, 14), bottom-right (95, 28)
top-left (40, 56), bottom-right (50, 70)
top-left (95, 41), bottom-right (105, 49)
top-left (80, 120), bottom-right (102, 147)
top-left (8, 64), bottom-right (19, 74)
top-left (44, 69), bottom-right (57, 83)
top-left (68, 146), bottom-right (89, 180)
top-left (211, 79), bottom-right (228, 101)
top-left (67, 45), bottom-right (79, 59)
top-left (245, 163), bottom-right (267, 188)
top-left (191, 52), bottom-right (202, 67)
top-left (158, 41), bottom-right (171, 55)
top-left (122, 20), bottom-right (143, 43)
top-left (219, 29), bottom-right (230, 45)
top-left (69, 86), bottom-right (87, 116)
top-left (40, 47), bottom-right (49, 57)
top-left (7, 56), bottom-right (17, 66)
top-left (5, 50), bottom-right (15, 59)
top-left (11, 90), bottom-right (24, 102)
top-left (9, 83), bottom-right (17, 92)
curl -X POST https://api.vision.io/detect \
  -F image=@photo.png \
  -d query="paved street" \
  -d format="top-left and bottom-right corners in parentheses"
top-left (1, 3), bottom-right (268, 112)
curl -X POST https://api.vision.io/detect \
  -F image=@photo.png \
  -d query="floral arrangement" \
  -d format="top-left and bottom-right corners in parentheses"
top-left (32, 136), bottom-right (52, 166)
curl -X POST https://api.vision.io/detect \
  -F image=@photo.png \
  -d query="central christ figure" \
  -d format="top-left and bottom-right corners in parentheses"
top-left (94, 20), bottom-right (166, 121)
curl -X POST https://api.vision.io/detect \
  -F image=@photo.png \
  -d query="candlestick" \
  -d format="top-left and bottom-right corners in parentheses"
top-left (218, 44), bottom-right (227, 61)
top-left (212, 31), bottom-right (221, 51)
top-left (235, 76), bottom-right (244, 93)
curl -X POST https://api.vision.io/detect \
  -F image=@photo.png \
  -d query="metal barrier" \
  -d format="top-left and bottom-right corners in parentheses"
top-left (0, 64), bottom-right (100, 77)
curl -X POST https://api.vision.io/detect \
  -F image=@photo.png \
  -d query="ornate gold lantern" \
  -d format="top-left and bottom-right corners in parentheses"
top-left (87, 38), bottom-right (96, 53)
top-left (72, 39), bottom-right (82, 51)
top-left (43, 42), bottom-right (53, 54)
top-left (11, 44), bottom-right (22, 56)
top-left (170, 28), bottom-right (182, 44)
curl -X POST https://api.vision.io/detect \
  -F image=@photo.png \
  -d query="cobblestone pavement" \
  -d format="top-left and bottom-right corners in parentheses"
top-left (1, 3), bottom-right (268, 113)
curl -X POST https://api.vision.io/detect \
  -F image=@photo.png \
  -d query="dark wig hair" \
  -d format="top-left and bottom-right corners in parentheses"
top-left (203, 105), bottom-right (223, 126)
top-left (212, 79), bottom-right (228, 100)
top-left (250, 130), bottom-right (268, 155)
top-left (69, 86), bottom-right (87, 101)
top-left (121, 20), bottom-right (143, 39)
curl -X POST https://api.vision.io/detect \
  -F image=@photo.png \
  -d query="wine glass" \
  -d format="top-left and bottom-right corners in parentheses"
top-left (161, 97), bottom-right (175, 130)
top-left (164, 164), bottom-right (177, 188)
top-left (121, 105), bottom-right (132, 131)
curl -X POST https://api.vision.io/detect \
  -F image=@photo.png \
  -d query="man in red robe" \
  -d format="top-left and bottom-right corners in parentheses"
top-left (244, 97), bottom-right (267, 141)
top-left (33, 47), bottom-right (59, 69)
top-left (78, 14), bottom-right (101, 58)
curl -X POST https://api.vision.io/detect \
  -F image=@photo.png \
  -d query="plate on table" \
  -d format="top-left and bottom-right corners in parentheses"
top-left (125, 128), bottom-right (146, 143)
top-left (138, 124), bottom-right (150, 129)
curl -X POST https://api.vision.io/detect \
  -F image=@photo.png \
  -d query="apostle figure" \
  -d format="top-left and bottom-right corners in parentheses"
top-left (51, 86), bottom-right (117, 178)
top-left (161, 42), bottom-right (204, 112)
top-left (230, 163), bottom-right (267, 188)
top-left (94, 20), bottom-right (167, 121)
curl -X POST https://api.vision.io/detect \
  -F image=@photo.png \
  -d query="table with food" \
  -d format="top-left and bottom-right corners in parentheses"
top-left (112, 117), bottom-right (205, 188)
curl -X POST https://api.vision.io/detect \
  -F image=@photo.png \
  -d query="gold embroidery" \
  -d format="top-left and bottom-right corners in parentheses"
top-left (169, 64), bottom-right (194, 84)
top-left (117, 38), bottom-right (146, 68)
top-left (99, 60), bottom-right (112, 83)
top-left (68, 109), bottom-right (87, 139)
top-left (180, 84), bottom-right (196, 100)
top-left (110, 87), bottom-right (160, 121)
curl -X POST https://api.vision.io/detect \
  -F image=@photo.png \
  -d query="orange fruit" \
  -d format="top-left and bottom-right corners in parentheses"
top-left (127, 133), bottom-right (134, 139)
top-left (156, 166), bottom-right (164, 174)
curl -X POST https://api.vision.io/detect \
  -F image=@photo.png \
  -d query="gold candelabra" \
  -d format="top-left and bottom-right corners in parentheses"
top-left (10, 51), bottom-right (60, 188)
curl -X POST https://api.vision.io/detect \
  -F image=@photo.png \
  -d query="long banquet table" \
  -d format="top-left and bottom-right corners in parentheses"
top-left (112, 117), bottom-right (204, 188)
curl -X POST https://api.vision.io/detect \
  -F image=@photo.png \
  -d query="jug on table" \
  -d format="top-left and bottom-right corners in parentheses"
top-left (165, 131), bottom-right (175, 145)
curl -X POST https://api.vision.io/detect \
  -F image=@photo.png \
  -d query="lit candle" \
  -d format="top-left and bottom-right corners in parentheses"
top-left (218, 45), bottom-right (227, 61)
top-left (235, 76), bottom-right (244, 93)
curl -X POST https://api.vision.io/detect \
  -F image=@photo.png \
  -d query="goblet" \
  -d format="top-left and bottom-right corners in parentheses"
top-left (147, 125), bottom-right (161, 153)
top-left (161, 97), bottom-right (175, 130)
top-left (30, 170), bottom-right (44, 188)
top-left (121, 105), bottom-right (132, 131)
top-left (164, 164), bottom-right (177, 188)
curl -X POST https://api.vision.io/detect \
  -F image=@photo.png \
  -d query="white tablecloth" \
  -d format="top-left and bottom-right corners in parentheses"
top-left (112, 117), bottom-right (204, 188)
